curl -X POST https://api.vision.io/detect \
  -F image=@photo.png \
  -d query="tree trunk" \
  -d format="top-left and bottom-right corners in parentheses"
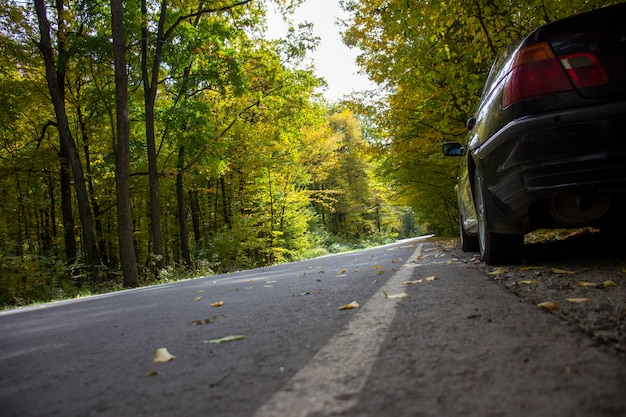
top-left (59, 147), bottom-right (77, 267)
top-left (111, 0), bottom-right (140, 287)
top-left (141, 0), bottom-right (166, 271)
top-left (34, 0), bottom-right (101, 282)
top-left (77, 88), bottom-right (109, 266)
top-left (176, 147), bottom-right (191, 266)
top-left (188, 189), bottom-right (202, 251)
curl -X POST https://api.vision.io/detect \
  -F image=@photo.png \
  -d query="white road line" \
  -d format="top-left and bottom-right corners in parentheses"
top-left (253, 243), bottom-right (424, 417)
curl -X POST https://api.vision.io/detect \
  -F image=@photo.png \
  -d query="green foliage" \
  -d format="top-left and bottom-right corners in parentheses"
top-left (0, 0), bottom-right (415, 308)
top-left (341, 0), bottom-right (621, 235)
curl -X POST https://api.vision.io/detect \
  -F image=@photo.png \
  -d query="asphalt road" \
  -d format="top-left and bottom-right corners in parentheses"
top-left (1, 236), bottom-right (624, 417)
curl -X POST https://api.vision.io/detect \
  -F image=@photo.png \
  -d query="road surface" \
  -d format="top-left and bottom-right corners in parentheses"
top-left (1, 237), bottom-right (624, 416)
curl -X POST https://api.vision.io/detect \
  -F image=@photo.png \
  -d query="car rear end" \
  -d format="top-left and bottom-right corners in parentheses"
top-left (473, 2), bottom-right (626, 235)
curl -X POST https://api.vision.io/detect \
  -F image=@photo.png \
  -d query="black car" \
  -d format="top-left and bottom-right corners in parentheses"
top-left (443, 3), bottom-right (626, 265)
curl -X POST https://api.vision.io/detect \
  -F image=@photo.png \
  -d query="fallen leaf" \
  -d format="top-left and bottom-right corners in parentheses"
top-left (401, 279), bottom-right (423, 285)
top-left (189, 316), bottom-right (219, 326)
top-left (197, 290), bottom-right (205, 293)
top-left (383, 291), bottom-right (409, 299)
top-left (425, 275), bottom-right (438, 282)
top-left (487, 268), bottom-right (508, 275)
top-left (377, 270), bottom-right (385, 275)
top-left (337, 269), bottom-right (347, 274)
top-left (211, 301), bottom-right (224, 307)
top-left (578, 281), bottom-right (599, 288)
top-left (621, 267), bottom-right (626, 273)
top-left (551, 268), bottom-right (576, 275)
top-left (193, 297), bottom-right (203, 301)
top-left (154, 348), bottom-right (175, 362)
top-left (338, 301), bottom-right (360, 310)
top-left (603, 280), bottom-right (618, 287)
top-left (517, 266), bottom-right (543, 271)
top-left (373, 264), bottom-right (383, 270)
top-left (266, 280), bottom-right (277, 284)
top-left (264, 285), bottom-right (273, 288)
top-left (537, 301), bottom-right (559, 311)
top-left (567, 297), bottom-right (591, 303)
top-left (146, 370), bottom-right (159, 376)
top-left (205, 335), bottom-right (245, 344)
top-left (518, 280), bottom-right (540, 285)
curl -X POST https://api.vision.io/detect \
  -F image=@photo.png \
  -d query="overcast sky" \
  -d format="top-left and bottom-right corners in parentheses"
top-left (265, 0), bottom-right (375, 101)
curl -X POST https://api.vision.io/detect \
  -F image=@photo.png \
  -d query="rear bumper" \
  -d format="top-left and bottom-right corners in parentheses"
top-left (473, 100), bottom-right (626, 232)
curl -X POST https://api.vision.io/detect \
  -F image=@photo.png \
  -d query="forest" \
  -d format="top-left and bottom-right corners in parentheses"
top-left (0, 0), bottom-right (618, 307)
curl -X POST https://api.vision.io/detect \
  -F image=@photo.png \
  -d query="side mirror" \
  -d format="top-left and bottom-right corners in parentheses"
top-left (442, 142), bottom-right (466, 157)
top-left (466, 117), bottom-right (476, 130)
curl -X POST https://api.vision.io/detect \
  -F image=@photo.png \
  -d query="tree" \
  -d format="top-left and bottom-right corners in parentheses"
top-left (111, 0), bottom-right (139, 287)
top-left (33, 0), bottom-right (102, 280)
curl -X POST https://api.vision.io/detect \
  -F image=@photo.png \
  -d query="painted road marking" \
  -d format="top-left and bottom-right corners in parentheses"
top-left (253, 243), bottom-right (424, 417)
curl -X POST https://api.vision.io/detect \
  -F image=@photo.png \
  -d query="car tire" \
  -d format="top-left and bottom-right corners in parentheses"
top-left (459, 213), bottom-right (479, 252)
top-left (474, 172), bottom-right (523, 265)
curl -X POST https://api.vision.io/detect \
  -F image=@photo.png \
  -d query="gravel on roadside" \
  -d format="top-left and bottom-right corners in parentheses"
top-left (435, 229), bottom-right (626, 352)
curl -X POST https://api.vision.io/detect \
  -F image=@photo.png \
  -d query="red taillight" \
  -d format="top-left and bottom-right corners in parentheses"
top-left (559, 52), bottom-right (608, 88)
top-left (502, 42), bottom-right (573, 108)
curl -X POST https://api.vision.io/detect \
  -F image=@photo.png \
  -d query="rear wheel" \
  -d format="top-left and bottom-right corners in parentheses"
top-left (474, 172), bottom-right (523, 265)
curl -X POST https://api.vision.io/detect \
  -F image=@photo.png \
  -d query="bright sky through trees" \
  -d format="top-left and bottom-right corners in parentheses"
top-left (265, 0), bottom-right (374, 100)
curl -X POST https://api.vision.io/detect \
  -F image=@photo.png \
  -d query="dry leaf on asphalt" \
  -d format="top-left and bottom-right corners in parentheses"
top-left (401, 279), bottom-right (423, 285)
top-left (338, 301), bottom-right (360, 310)
top-left (189, 316), bottom-right (219, 326)
top-left (193, 297), bottom-right (202, 301)
top-left (517, 266), bottom-right (543, 271)
top-left (567, 297), bottom-right (591, 303)
top-left (551, 268), bottom-right (576, 275)
top-left (487, 268), bottom-right (508, 275)
top-left (537, 301), bottom-right (559, 311)
top-left (383, 291), bottom-right (408, 299)
top-left (518, 280), bottom-right (540, 285)
top-left (578, 281), bottom-right (599, 288)
top-left (205, 335), bottom-right (245, 344)
top-left (211, 301), bottom-right (224, 307)
top-left (425, 275), bottom-right (438, 282)
top-left (154, 348), bottom-right (175, 362)
top-left (603, 280), bottom-right (618, 287)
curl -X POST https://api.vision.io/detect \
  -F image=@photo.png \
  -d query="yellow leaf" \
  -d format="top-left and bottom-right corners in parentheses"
top-left (337, 269), bottom-right (347, 274)
top-left (194, 296), bottom-right (203, 301)
top-left (205, 335), bottom-right (245, 344)
top-left (154, 348), bottom-right (175, 362)
top-left (338, 301), bottom-right (360, 310)
top-left (211, 301), bottom-right (224, 307)
top-left (578, 281), bottom-right (598, 288)
top-left (603, 280), bottom-right (618, 287)
top-left (487, 268), bottom-right (508, 275)
top-left (189, 316), bottom-right (219, 326)
top-left (383, 291), bottom-right (409, 299)
top-left (517, 266), bottom-right (542, 271)
top-left (197, 290), bottom-right (205, 293)
top-left (551, 268), bottom-right (576, 275)
top-left (425, 275), bottom-right (438, 282)
top-left (146, 370), bottom-right (159, 376)
top-left (377, 270), bottom-right (385, 275)
top-left (518, 280), bottom-right (540, 285)
top-left (373, 264), bottom-right (383, 270)
top-left (621, 267), bottom-right (626, 273)
top-left (567, 297), bottom-right (591, 303)
top-left (537, 301), bottom-right (559, 311)
top-left (401, 279), bottom-right (423, 285)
